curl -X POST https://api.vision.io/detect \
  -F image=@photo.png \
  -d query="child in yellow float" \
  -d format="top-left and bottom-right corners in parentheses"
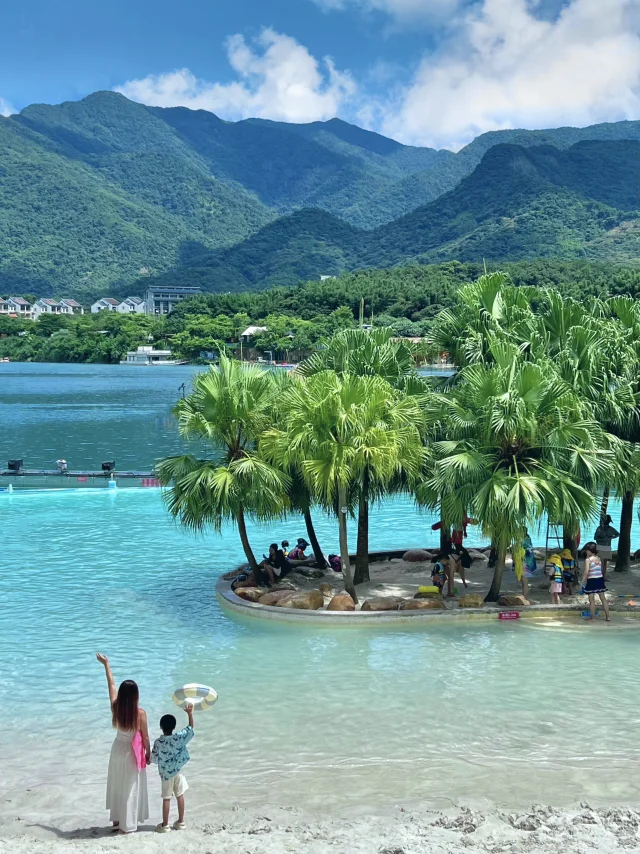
top-left (548, 555), bottom-right (564, 605)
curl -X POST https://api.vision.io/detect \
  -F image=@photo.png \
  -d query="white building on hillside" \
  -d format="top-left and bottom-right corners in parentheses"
top-left (91, 297), bottom-right (121, 313)
top-left (240, 325), bottom-right (268, 343)
top-left (116, 296), bottom-right (146, 314)
top-left (33, 298), bottom-right (85, 319)
top-left (4, 297), bottom-right (33, 319)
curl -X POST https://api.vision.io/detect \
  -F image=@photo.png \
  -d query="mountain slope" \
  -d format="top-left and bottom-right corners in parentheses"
top-left (145, 140), bottom-right (640, 293)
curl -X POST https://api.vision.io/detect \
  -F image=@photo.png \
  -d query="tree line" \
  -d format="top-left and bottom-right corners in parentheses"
top-left (156, 273), bottom-right (640, 602)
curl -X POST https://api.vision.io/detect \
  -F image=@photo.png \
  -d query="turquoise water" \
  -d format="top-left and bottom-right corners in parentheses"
top-left (3, 487), bottom-right (640, 816)
top-left (3, 363), bottom-right (640, 820)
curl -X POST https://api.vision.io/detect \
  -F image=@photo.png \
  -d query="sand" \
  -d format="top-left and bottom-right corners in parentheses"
top-left (4, 801), bottom-right (640, 853)
top-left (287, 551), bottom-right (640, 609)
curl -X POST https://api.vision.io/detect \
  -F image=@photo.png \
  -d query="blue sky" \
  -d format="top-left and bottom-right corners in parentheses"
top-left (1, 0), bottom-right (639, 150)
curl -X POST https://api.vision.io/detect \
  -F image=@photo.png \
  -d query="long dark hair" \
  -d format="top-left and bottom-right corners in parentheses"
top-left (112, 680), bottom-right (139, 731)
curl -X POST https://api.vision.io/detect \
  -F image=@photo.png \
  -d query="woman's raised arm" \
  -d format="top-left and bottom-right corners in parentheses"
top-left (96, 653), bottom-right (118, 706)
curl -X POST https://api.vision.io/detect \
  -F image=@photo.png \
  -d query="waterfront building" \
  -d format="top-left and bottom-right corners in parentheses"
top-left (33, 298), bottom-right (84, 319)
top-left (120, 345), bottom-right (187, 365)
top-left (5, 297), bottom-right (33, 319)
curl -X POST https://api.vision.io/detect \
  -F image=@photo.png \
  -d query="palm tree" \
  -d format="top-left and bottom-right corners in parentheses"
top-left (155, 357), bottom-right (288, 570)
top-left (261, 370), bottom-right (425, 601)
top-left (298, 327), bottom-right (421, 583)
top-left (421, 358), bottom-right (616, 601)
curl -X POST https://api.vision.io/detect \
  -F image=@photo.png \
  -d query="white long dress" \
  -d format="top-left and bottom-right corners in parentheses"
top-left (106, 729), bottom-right (149, 832)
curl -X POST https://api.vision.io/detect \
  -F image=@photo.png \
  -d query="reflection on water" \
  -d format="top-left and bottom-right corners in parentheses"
top-left (2, 488), bottom-right (640, 814)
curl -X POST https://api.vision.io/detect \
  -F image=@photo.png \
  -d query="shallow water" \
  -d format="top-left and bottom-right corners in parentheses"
top-left (2, 488), bottom-right (640, 814)
top-left (2, 363), bottom-right (640, 818)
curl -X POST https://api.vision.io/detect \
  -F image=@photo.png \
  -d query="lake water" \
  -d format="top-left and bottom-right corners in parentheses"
top-left (2, 363), bottom-right (640, 825)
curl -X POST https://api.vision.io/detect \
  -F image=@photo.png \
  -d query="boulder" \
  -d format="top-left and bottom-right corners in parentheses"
top-left (276, 590), bottom-right (324, 610)
top-left (402, 549), bottom-right (432, 563)
top-left (458, 593), bottom-right (485, 608)
top-left (294, 568), bottom-right (326, 579)
top-left (634, 549), bottom-right (640, 561)
top-left (326, 593), bottom-right (356, 611)
top-left (319, 583), bottom-right (336, 597)
top-left (468, 549), bottom-right (487, 562)
top-left (258, 590), bottom-right (297, 606)
top-left (234, 587), bottom-right (268, 603)
top-left (401, 598), bottom-right (445, 610)
top-left (361, 597), bottom-right (405, 612)
top-left (270, 581), bottom-right (297, 592)
top-left (498, 594), bottom-right (529, 607)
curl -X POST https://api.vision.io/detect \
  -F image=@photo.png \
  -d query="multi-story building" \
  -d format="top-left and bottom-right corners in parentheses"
top-left (4, 297), bottom-right (33, 319)
top-left (144, 285), bottom-right (200, 316)
top-left (59, 299), bottom-right (84, 315)
top-left (33, 298), bottom-right (85, 319)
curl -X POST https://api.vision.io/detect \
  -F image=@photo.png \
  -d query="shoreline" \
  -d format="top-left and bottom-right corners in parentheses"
top-left (4, 801), bottom-right (640, 853)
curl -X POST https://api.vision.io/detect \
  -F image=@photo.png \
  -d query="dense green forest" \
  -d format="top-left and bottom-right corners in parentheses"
top-left (3, 260), bottom-right (640, 364)
top-left (141, 140), bottom-right (640, 293)
top-left (2, 91), bottom-right (640, 298)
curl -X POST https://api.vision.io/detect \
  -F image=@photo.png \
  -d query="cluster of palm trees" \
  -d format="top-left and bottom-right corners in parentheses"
top-left (157, 272), bottom-right (640, 603)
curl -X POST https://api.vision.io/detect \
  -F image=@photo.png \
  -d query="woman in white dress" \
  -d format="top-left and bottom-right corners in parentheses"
top-left (97, 653), bottom-right (150, 833)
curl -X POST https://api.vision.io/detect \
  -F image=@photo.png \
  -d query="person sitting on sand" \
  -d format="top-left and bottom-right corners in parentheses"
top-left (581, 544), bottom-right (611, 622)
top-left (288, 538), bottom-right (310, 562)
top-left (232, 543), bottom-right (292, 590)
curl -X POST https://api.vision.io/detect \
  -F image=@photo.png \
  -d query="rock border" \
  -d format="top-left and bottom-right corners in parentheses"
top-left (215, 577), bottom-right (640, 626)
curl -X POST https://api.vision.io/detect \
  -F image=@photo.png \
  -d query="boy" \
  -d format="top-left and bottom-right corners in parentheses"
top-left (151, 703), bottom-right (195, 832)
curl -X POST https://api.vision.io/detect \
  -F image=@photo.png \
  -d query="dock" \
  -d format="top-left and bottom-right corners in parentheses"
top-left (0, 469), bottom-right (156, 479)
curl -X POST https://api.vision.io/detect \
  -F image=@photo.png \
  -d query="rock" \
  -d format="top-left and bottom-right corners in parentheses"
top-left (319, 583), bottom-right (336, 597)
top-left (468, 549), bottom-right (487, 562)
top-left (401, 598), bottom-right (445, 610)
top-left (234, 587), bottom-right (268, 602)
top-left (270, 581), bottom-right (297, 592)
top-left (326, 593), bottom-right (356, 611)
top-left (258, 590), bottom-right (297, 606)
top-left (498, 594), bottom-right (529, 607)
top-left (633, 549), bottom-right (640, 561)
top-left (533, 549), bottom-right (546, 560)
top-left (276, 590), bottom-right (324, 610)
top-left (361, 597), bottom-right (405, 611)
top-left (458, 593), bottom-right (485, 608)
top-left (402, 549), bottom-right (432, 562)
top-left (294, 568), bottom-right (326, 579)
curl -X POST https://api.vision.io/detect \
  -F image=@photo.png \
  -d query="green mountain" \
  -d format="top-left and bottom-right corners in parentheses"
top-left (2, 90), bottom-right (640, 298)
top-left (147, 140), bottom-right (640, 293)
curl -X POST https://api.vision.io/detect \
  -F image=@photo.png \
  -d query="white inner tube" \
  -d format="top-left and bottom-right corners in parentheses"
top-left (172, 683), bottom-right (218, 712)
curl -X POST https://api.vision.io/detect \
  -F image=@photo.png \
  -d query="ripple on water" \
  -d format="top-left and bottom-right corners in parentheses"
top-left (3, 489), bottom-right (640, 812)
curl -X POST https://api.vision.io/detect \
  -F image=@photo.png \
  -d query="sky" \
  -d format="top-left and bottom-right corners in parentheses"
top-left (1, 0), bottom-right (640, 150)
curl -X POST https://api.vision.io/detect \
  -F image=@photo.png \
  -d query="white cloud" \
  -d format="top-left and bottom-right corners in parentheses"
top-left (116, 28), bottom-right (355, 124)
top-left (0, 97), bottom-right (16, 117)
top-left (312, 0), bottom-right (461, 21)
top-left (379, 0), bottom-right (640, 149)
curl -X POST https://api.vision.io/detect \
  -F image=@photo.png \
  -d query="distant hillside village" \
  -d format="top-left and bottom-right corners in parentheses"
top-left (0, 285), bottom-right (201, 320)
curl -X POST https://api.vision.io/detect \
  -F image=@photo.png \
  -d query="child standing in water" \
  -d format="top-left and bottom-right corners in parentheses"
top-left (581, 544), bottom-right (611, 622)
top-left (152, 704), bottom-right (195, 832)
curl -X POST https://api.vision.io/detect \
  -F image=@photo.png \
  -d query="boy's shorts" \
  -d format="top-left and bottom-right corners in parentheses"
top-left (161, 772), bottom-right (188, 799)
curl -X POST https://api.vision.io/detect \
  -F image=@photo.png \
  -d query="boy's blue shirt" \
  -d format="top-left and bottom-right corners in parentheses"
top-left (151, 725), bottom-right (194, 780)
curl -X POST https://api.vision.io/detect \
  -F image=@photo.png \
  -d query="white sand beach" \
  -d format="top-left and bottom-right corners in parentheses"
top-left (4, 800), bottom-right (640, 854)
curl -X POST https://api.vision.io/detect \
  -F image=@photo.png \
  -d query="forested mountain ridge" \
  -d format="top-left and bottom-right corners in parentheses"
top-left (141, 139), bottom-right (640, 294)
top-left (2, 90), bottom-right (640, 299)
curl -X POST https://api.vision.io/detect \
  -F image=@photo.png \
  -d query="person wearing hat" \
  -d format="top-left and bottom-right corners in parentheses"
top-left (560, 549), bottom-right (577, 594)
top-left (548, 555), bottom-right (564, 605)
top-left (288, 538), bottom-right (310, 562)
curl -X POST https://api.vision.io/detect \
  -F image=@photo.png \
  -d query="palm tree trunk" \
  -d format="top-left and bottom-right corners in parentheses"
top-left (485, 544), bottom-right (506, 602)
top-left (237, 507), bottom-right (258, 572)
top-left (338, 484), bottom-right (357, 602)
top-left (354, 472), bottom-right (370, 585)
top-left (562, 527), bottom-right (578, 558)
top-left (615, 490), bottom-right (634, 572)
top-left (304, 508), bottom-right (327, 568)
top-left (439, 518), bottom-right (451, 552)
